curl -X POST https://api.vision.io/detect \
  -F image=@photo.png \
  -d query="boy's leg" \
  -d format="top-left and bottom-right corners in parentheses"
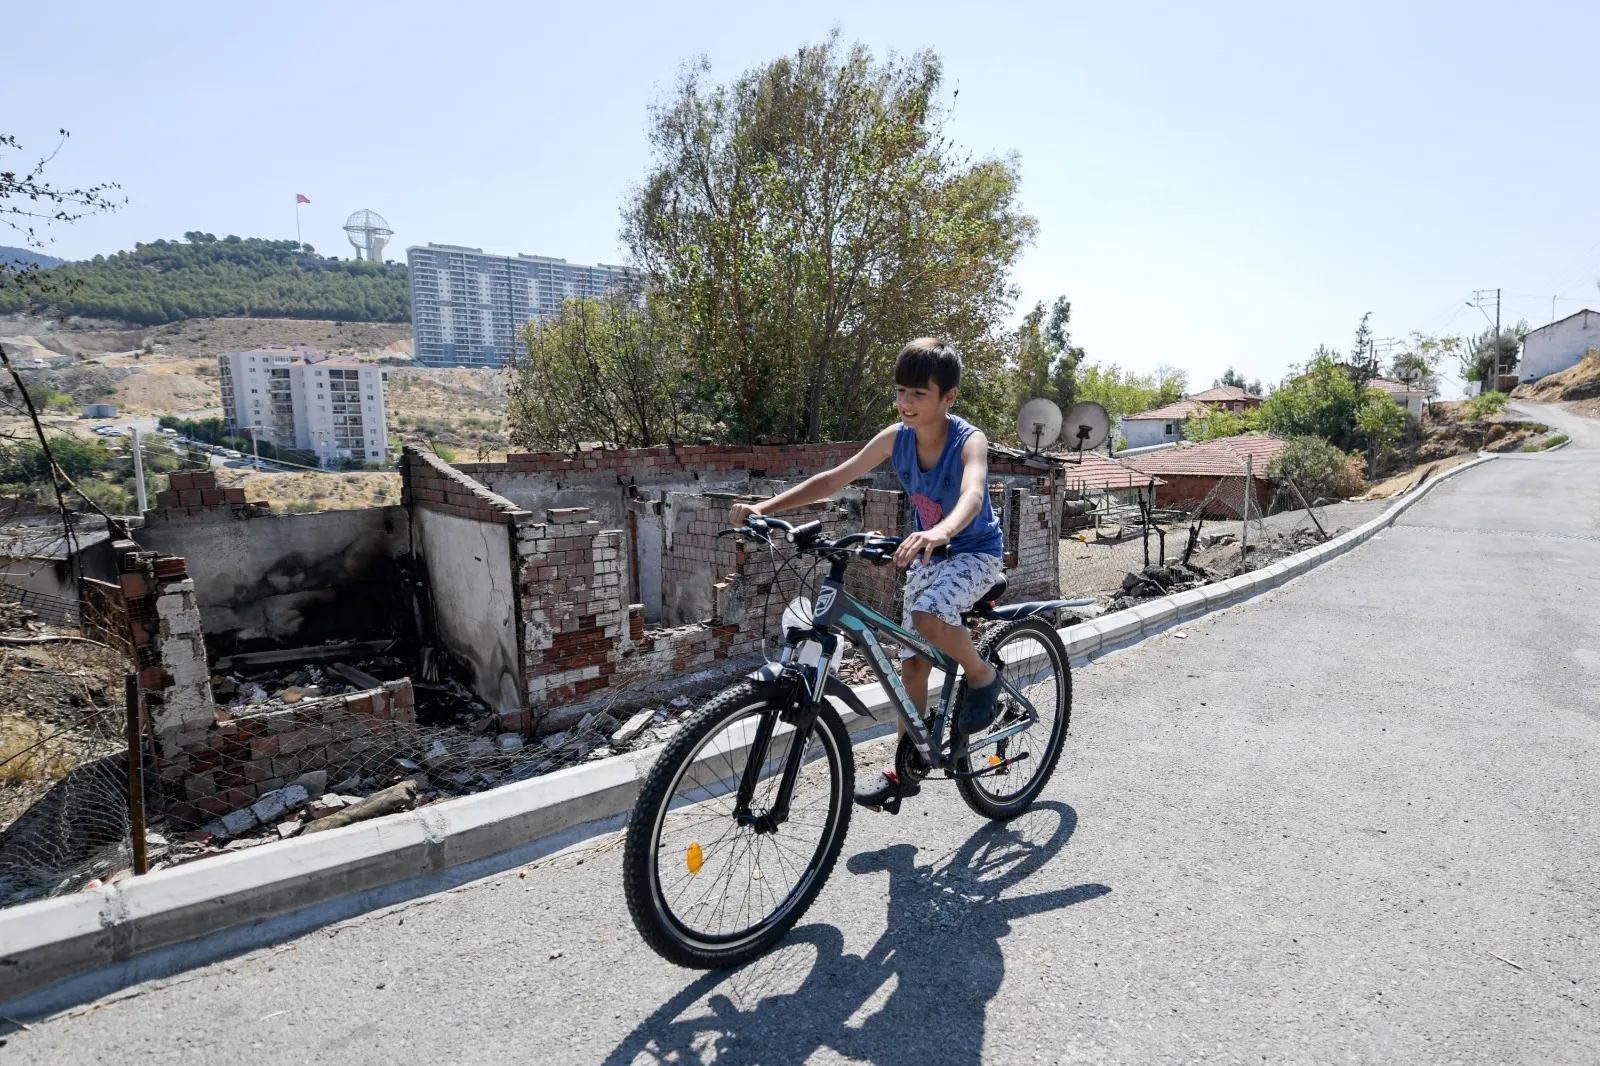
top-left (907, 611), bottom-right (996, 691)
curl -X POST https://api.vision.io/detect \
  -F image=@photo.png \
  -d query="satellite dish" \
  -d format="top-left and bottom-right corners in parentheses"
top-left (1062, 401), bottom-right (1111, 454)
top-left (1015, 398), bottom-right (1062, 454)
top-left (1399, 366), bottom-right (1424, 384)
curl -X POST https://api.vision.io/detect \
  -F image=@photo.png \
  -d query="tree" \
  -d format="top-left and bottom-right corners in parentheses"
top-left (506, 292), bottom-right (700, 450)
top-left (1184, 405), bottom-right (1260, 441)
top-left (1351, 311), bottom-right (1376, 382)
top-left (1074, 362), bottom-right (1186, 424)
top-left (1463, 323), bottom-right (1525, 385)
top-left (623, 32), bottom-right (1036, 443)
top-left (1266, 436), bottom-right (1365, 503)
top-left (1391, 331), bottom-right (1456, 399)
top-left (1258, 348), bottom-right (1365, 450)
top-left (1214, 366), bottom-right (1263, 395)
top-left (1355, 391), bottom-right (1407, 470)
top-left (1014, 294), bottom-right (1079, 416)
top-left (0, 129), bottom-right (122, 303)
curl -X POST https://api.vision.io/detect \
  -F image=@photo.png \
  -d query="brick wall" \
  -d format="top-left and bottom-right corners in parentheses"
top-left (156, 681), bottom-right (416, 829)
top-left (401, 446), bottom-right (532, 523)
top-left (1157, 474), bottom-right (1270, 519)
top-left (150, 469), bottom-right (264, 518)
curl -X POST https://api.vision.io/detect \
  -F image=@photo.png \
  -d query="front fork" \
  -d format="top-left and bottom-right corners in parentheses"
top-left (733, 642), bottom-right (835, 833)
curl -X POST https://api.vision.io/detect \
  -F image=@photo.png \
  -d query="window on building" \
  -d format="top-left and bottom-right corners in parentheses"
top-left (1164, 422), bottom-right (1175, 435)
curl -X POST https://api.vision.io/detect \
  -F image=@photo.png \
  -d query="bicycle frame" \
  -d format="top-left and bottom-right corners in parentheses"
top-left (736, 558), bottom-right (1049, 829)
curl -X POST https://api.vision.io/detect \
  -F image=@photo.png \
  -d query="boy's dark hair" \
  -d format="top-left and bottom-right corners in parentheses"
top-left (894, 337), bottom-right (962, 395)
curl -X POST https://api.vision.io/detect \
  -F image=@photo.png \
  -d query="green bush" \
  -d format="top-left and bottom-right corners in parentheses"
top-left (1266, 435), bottom-right (1366, 502)
top-left (1461, 390), bottom-right (1509, 421)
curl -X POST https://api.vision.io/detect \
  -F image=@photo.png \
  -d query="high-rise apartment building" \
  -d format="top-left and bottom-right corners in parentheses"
top-left (218, 346), bottom-right (390, 467)
top-left (406, 244), bottom-right (633, 368)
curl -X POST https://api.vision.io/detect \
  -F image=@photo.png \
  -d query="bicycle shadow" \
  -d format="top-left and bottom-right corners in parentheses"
top-left (604, 801), bottom-right (1110, 1065)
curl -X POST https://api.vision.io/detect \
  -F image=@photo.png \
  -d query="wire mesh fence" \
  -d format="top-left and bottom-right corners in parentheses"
top-left (1057, 463), bottom-right (1339, 611)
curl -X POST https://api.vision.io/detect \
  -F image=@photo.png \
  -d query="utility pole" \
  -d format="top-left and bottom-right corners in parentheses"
top-left (248, 425), bottom-right (261, 468)
top-left (131, 427), bottom-right (148, 513)
top-left (1469, 289), bottom-right (1503, 392)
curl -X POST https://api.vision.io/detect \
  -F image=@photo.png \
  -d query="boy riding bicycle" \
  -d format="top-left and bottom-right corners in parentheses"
top-left (728, 338), bottom-right (1006, 813)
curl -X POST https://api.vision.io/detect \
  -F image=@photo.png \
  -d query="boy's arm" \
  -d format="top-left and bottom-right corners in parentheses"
top-left (893, 430), bottom-right (991, 567)
top-left (728, 424), bottom-right (898, 526)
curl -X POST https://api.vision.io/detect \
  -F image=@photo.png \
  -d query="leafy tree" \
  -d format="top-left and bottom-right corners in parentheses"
top-left (1015, 294), bottom-right (1079, 416)
top-left (1392, 331), bottom-right (1456, 397)
top-left (1258, 348), bottom-right (1365, 450)
top-left (1075, 362), bottom-right (1187, 424)
top-left (507, 293), bottom-right (700, 450)
top-left (1266, 436), bottom-right (1365, 502)
top-left (1184, 405), bottom-right (1260, 441)
top-left (623, 32), bottom-right (1036, 443)
top-left (1355, 390), bottom-right (1407, 469)
top-left (1463, 324), bottom-right (1525, 385)
top-left (1351, 312), bottom-right (1376, 381)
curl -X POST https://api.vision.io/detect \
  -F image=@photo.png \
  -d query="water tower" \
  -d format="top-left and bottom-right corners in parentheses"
top-left (343, 209), bottom-right (393, 262)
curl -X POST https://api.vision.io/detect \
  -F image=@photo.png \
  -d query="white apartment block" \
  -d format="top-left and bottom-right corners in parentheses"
top-left (407, 244), bottom-right (634, 368)
top-left (218, 346), bottom-right (390, 466)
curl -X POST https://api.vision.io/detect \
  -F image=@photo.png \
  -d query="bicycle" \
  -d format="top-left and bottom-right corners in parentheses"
top-left (622, 514), bottom-right (1090, 968)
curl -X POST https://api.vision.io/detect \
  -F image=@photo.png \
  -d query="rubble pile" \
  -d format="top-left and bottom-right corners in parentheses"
top-left (211, 655), bottom-right (414, 715)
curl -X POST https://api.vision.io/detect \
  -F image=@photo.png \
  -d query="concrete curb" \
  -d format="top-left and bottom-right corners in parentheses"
top-left (0, 453), bottom-right (1497, 1018)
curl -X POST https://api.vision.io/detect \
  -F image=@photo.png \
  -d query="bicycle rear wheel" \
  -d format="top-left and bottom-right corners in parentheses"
top-left (622, 681), bottom-right (853, 968)
top-left (954, 618), bottom-right (1071, 820)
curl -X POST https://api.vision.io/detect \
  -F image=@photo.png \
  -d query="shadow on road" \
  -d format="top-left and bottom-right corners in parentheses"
top-left (605, 801), bottom-right (1110, 1065)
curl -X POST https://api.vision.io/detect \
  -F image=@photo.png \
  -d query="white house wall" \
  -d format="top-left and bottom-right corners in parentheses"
top-left (1521, 311), bottom-right (1600, 383)
top-left (1121, 418), bottom-right (1185, 450)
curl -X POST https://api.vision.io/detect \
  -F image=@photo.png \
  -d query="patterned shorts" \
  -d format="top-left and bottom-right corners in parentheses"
top-left (900, 552), bottom-right (1006, 656)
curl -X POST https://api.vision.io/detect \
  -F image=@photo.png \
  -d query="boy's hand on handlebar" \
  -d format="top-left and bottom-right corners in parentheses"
top-left (894, 529), bottom-right (949, 568)
top-left (728, 502), bottom-right (762, 527)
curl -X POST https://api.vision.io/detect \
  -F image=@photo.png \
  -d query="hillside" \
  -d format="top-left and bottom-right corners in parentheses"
top-left (0, 246), bottom-right (66, 270)
top-left (0, 233), bottom-right (409, 325)
top-left (1512, 349), bottom-right (1600, 405)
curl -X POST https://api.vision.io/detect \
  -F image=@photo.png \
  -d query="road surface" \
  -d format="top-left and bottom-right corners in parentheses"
top-left (10, 414), bottom-right (1599, 1064)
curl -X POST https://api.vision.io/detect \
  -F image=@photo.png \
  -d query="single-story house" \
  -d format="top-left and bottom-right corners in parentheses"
top-left (1120, 386), bottom-right (1265, 450)
top-left (1122, 434), bottom-right (1290, 519)
top-left (1365, 377), bottom-right (1434, 419)
top-left (1519, 308), bottom-right (1600, 384)
top-left (1054, 451), bottom-right (1165, 522)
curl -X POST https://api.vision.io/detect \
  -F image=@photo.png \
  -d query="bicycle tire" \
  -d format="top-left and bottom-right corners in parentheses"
top-left (954, 618), bottom-right (1072, 821)
top-left (622, 681), bottom-right (854, 968)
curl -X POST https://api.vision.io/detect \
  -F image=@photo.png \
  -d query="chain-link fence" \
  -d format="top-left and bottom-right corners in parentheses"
top-left (1058, 459), bottom-right (1340, 612)
top-left (0, 586), bottom-right (138, 906)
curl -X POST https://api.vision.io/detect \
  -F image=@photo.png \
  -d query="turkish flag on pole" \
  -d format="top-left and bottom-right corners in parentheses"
top-left (296, 194), bottom-right (311, 204)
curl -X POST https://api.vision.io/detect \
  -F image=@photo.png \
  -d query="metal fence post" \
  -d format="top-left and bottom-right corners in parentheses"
top-left (125, 673), bottom-right (149, 875)
top-left (1240, 455), bottom-right (1253, 568)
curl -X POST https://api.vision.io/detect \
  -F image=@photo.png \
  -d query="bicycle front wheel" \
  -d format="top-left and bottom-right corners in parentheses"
top-left (622, 681), bottom-right (854, 968)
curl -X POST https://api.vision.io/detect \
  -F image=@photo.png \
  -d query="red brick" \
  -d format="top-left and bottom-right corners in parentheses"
top-left (200, 488), bottom-right (226, 505)
top-left (179, 489), bottom-right (203, 506)
top-left (120, 572), bottom-right (152, 598)
top-left (153, 556), bottom-right (187, 577)
top-left (250, 736), bottom-right (280, 759)
top-left (224, 487), bottom-right (246, 503)
top-left (169, 472), bottom-right (195, 490)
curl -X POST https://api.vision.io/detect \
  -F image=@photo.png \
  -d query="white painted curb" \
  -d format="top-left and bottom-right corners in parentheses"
top-left (0, 453), bottom-right (1497, 1017)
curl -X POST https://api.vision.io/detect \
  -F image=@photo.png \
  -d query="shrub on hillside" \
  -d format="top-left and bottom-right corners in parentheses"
top-left (1461, 390), bottom-right (1508, 420)
top-left (1266, 435), bottom-right (1366, 502)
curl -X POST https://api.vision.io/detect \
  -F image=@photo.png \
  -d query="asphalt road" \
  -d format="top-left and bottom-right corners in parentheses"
top-left (11, 417), bottom-right (1600, 1064)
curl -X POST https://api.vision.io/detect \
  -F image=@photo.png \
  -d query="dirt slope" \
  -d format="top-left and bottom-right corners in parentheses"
top-left (1512, 351), bottom-right (1600, 402)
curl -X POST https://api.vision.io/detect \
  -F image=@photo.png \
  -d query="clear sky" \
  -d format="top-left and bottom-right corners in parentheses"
top-left (12, 1), bottom-right (1600, 396)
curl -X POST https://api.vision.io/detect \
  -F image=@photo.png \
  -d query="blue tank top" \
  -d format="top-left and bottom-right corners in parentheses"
top-left (890, 414), bottom-right (1004, 558)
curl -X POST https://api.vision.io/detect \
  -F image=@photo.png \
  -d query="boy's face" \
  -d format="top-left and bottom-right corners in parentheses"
top-left (895, 382), bottom-right (956, 430)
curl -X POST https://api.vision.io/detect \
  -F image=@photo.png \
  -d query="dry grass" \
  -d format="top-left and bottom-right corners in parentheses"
top-left (1359, 453), bottom-right (1479, 500)
top-left (385, 368), bottom-right (510, 458)
top-left (0, 715), bottom-right (76, 785)
top-left (217, 469), bottom-right (402, 512)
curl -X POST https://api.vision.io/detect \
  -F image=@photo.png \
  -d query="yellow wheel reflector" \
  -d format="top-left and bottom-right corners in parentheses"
top-left (686, 842), bottom-right (704, 875)
top-left (988, 755), bottom-right (1002, 767)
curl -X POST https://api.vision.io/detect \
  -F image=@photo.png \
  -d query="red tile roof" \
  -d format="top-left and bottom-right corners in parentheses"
top-left (1124, 398), bottom-right (1204, 421)
top-left (1121, 434), bottom-right (1290, 480)
top-left (1053, 451), bottom-right (1164, 491)
top-left (1187, 385), bottom-right (1264, 404)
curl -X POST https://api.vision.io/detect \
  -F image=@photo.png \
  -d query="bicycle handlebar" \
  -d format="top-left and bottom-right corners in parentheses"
top-left (718, 515), bottom-right (948, 565)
